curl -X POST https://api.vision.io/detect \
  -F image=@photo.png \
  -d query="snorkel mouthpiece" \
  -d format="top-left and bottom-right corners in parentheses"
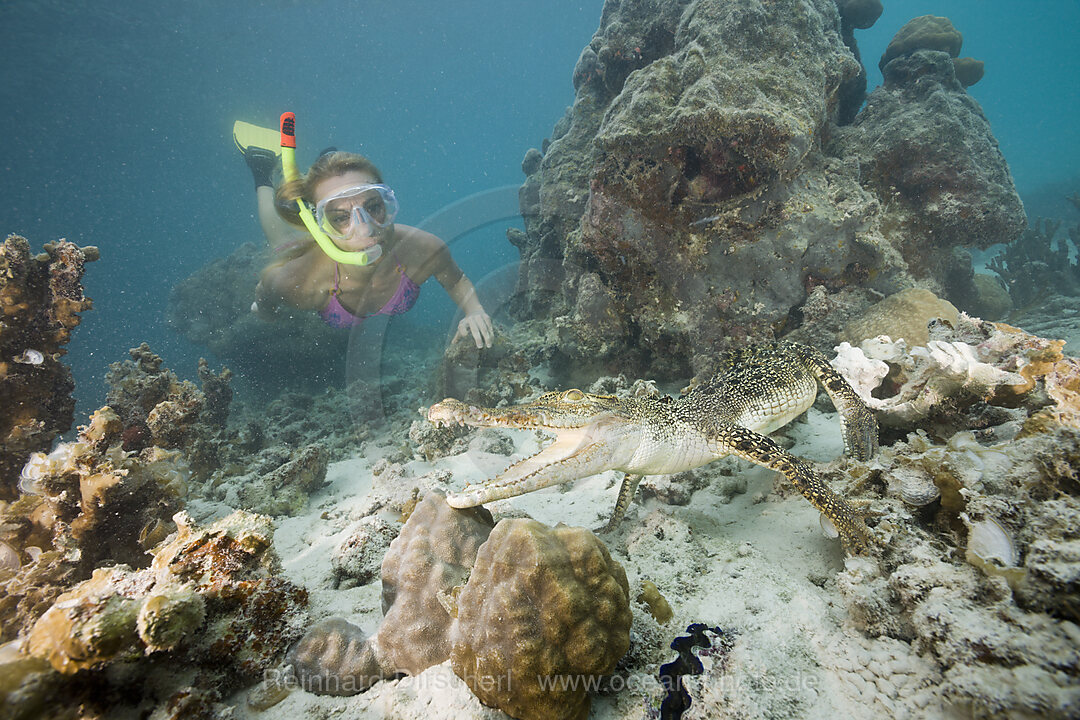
top-left (279, 111), bottom-right (375, 266)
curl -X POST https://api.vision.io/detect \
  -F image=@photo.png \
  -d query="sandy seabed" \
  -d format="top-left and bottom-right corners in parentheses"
top-left (212, 407), bottom-right (959, 720)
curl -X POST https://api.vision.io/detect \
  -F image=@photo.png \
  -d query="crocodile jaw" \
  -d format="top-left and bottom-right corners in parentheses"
top-left (427, 399), bottom-right (641, 507)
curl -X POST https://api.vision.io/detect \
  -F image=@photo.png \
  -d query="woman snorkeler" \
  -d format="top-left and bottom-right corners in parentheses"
top-left (242, 143), bottom-right (494, 348)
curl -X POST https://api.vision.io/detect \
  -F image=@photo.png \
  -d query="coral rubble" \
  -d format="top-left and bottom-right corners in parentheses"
top-left (4, 510), bottom-right (308, 718)
top-left (0, 235), bottom-right (96, 499)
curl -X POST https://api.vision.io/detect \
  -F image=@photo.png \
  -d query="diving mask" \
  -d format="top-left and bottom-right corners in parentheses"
top-left (315, 184), bottom-right (399, 240)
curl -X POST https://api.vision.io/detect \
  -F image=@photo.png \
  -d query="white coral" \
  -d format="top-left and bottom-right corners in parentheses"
top-left (832, 336), bottom-right (1025, 424)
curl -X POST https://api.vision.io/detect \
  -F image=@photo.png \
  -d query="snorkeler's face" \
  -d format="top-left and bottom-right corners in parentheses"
top-left (313, 172), bottom-right (398, 247)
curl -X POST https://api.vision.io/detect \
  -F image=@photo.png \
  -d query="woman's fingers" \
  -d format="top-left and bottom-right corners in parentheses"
top-left (454, 313), bottom-right (494, 348)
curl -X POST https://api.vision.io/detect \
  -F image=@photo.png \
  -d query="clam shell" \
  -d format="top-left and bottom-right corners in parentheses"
top-left (965, 516), bottom-right (1017, 567)
top-left (0, 541), bottom-right (19, 572)
top-left (819, 513), bottom-right (839, 539)
top-left (14, 349), bottom-right (44, 365)
top-left (891, 469), bottom-right (941, 507)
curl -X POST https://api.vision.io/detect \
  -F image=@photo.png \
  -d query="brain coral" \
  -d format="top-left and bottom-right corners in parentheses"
top-left (843, 288), bottom-right (959, 347)
top-left (450, 518), bottom-right (632, 720)
top-left (287, 490), bottom-right (494, 694)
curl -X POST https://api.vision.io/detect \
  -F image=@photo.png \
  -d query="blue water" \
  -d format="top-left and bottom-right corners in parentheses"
top-left (0, 0), bottom-right (1077, 421)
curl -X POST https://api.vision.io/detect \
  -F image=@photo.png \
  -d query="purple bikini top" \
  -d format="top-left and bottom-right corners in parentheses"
top-left (319, 257), bottom-right (421, 329)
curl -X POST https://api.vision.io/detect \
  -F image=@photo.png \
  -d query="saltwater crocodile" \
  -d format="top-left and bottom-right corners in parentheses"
top-left (427, 341), bottom-right (878, 553)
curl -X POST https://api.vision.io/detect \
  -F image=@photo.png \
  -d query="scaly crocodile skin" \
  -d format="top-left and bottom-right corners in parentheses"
top-left (427, 342), bottom-right (877, 553)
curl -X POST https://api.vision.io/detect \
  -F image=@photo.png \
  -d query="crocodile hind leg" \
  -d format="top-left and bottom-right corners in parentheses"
top-left (600, 474), bottom-right (644, 532)
top-left (713, 423), bottom-right (870, 554)
top-left (786, 341), bottom-right (879, 461)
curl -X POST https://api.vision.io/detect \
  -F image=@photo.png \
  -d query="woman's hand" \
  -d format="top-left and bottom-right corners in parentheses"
top-left (453, 311), bottom-right (494, 348)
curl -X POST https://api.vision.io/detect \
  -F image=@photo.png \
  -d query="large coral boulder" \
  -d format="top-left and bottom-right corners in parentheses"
top-left (451, 518), bottom-right (632, 720)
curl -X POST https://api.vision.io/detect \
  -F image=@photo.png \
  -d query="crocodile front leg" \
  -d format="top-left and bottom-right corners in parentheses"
top-left (713, 423), bottom-right (870, 554)
top-left (600, 474), bottom-right (644, 533)
top-left (788, 341), bottom-right (879, 461)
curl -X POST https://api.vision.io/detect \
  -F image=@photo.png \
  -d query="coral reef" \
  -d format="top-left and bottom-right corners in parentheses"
top-left (105, 343), bottom-right (232, 475)
top-left (484, 0), bottom-right (1022, 398)
top-left (287, 492), bottom-right (632, 719)
top-left (3, 510), bottom-right (308, 718)
top-left (0, 406), bottom-right (187, 645)
top-left (0, 235), bottom-right (96, 499)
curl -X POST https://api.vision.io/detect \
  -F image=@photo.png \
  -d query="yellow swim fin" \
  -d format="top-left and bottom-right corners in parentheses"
top-left (233, 120), bottom-right (281, 156)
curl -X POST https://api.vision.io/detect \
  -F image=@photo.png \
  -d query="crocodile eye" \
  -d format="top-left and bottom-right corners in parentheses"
top-left (562, 389), bottom-right (585, 402)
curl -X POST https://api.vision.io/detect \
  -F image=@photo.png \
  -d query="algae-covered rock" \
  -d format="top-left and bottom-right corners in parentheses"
top-left (835, 49), bottom-right (1023, 255)
top-left (498, 0), bottom-right (1022, 395)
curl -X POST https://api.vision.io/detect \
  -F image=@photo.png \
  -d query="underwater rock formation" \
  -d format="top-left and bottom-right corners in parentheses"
top-left (167, 243), bottom-right (349, 395)
top-left (502, 0), bottom-right (1022, 390)
top-left (0, 235), bottom-right (96, 499)
top-left (3, 510), bottom-right (308, 718)
top-left (833, 43), bottom-right (1021, 270)
top-left (288, 492), bottom-right (632, 718)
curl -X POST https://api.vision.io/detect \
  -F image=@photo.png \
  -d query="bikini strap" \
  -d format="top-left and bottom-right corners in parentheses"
top-left (331, 262), bottom-right (341, 296)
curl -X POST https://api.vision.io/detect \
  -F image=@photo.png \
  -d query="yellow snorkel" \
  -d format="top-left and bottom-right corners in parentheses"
top-left (279, 112), bottom-right (374, 266)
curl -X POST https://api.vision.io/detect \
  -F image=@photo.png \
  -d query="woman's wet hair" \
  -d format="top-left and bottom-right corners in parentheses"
top-left (274, 151), bottom-right (384, 228)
